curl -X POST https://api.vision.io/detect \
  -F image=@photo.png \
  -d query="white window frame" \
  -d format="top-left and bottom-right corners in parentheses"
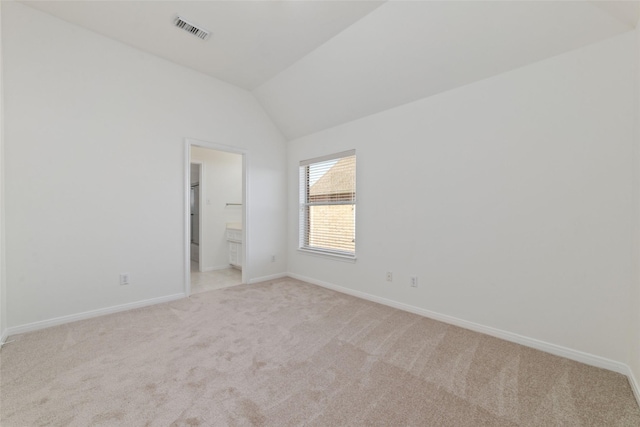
top-left (298, 150), bottom-right (357, 261)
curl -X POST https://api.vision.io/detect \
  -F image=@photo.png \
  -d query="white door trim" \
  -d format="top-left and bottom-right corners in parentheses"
top-left (184, 138), bottom-right (249, 296)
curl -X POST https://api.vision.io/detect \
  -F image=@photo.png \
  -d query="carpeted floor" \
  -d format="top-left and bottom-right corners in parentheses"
top-left (1, 277), bottom-right (639, 426)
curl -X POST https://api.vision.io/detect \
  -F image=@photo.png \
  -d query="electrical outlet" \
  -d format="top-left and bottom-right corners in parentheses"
top-left (271, 255), bottom-right (276, 263)
top-left (410, 276), bottom-right (418, 287)
top-left (386, 272), bottom-right (393, 282)
top-left (120, 273), bottom-right (130, 286)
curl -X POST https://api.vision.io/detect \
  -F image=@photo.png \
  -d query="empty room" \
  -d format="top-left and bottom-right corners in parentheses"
top-left (1, 0), bottom-right (640, 425)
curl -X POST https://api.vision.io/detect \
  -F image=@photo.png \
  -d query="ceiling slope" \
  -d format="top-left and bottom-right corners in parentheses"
top-left (591, 0), bottom-right (640, 27)
top-left (21, 0), bottom-right (384, 90)
top-left (254, 1), bottom-right (634, 140)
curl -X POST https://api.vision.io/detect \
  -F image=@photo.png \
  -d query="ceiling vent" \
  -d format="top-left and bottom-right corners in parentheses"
top-left (174, 16), bottom-right (210, 40)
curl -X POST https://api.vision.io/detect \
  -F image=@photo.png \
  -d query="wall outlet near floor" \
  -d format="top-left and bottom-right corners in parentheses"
top-left (271, 255), bottom-right (276, 263)
top-left (120, 273), bottom-right (130, 286)
top-left (410, 276), bottom-right (418, 287)
top-left (386, 271), bottom-right (393, 282)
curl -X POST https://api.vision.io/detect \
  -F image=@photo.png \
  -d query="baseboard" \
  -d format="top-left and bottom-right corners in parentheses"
top-left (248, 272), bottom-right (288, 284)
top-left (4, 293), bottom-right (186, 338)
top-left (625, 365), bottom-right (640, 408)
top-left (0, 328), bottom-right (8, 347)
top-left (287, 272), bottom-right (631, 377)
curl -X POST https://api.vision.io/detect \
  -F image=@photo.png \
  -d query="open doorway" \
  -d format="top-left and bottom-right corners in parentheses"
top-left (190, 162), bottom-right (202, 264)
top-left (185, 139), bottom-right (247, 295)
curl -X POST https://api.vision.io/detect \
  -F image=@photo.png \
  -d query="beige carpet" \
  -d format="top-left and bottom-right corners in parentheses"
top-left (1, 278), bottom-right (639, 426)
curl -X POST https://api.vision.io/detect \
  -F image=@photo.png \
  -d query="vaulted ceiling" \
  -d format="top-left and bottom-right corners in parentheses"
top-left (20, 1), bottom-right (640, 140)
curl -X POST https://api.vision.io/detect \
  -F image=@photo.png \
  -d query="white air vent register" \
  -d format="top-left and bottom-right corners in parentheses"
top-left (174, 16), bottom-right (210, 40)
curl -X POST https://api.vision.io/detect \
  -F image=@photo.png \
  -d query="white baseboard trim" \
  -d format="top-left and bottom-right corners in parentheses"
top-left (287, 273), bottom-right (631, 377)
top-left (0, 328), bottom-right (8, 347)
top-left (4, 293), bottom-right (186, 338)
top-left (248, 272), bottom-right (288, 284)
top-left (624, 365), bottom-right (640, 408)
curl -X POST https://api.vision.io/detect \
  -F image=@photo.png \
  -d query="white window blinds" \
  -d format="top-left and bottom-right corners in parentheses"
top-left (299, 150), bottom-right (356, 258)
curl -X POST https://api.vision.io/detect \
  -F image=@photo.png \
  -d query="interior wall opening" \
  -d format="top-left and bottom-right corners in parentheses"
top-left (186, 143), bottom-right (245, 295)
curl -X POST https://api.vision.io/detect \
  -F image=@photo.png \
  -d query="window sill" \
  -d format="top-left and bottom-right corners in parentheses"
top-left (297, 248), bottom-right (357, 263)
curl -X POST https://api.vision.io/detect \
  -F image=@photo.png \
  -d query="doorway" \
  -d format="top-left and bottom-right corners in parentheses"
top-left (190, 162), bottom-right (202, 264)
top-left (184, 139), bottom-right (247, 296)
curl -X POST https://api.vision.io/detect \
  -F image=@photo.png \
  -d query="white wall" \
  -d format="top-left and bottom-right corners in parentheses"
top-left (191, 147), bottom-right (242, 271)
top-left (288, 31), bottom-right (637, 366)
top-left (0, 1), bottom-right (6, 342)
top-left (2, 2), bottom-right (287, 329)
top-left (631, 24), bottom-right (640, 395)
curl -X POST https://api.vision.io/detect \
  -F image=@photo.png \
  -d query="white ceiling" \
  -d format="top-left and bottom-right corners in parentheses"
top-left (22, 0), bottom-right (384, 90)
top-left (591, 0), bottom-right (640, 27)
top-left (254, 1), bottom-right (637, 139)
top-left (20, 1), bottom-right (640, 140)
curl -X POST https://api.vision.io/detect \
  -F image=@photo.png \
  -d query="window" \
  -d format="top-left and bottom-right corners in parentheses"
top-left (299, 150), bottom-right (356, 259)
